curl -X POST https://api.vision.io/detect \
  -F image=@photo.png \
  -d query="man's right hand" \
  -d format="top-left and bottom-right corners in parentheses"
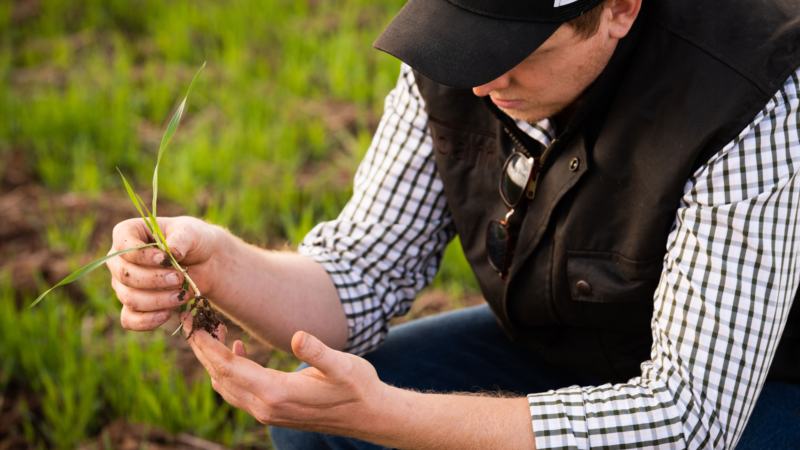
top-left (105, 214), bottom-right (347, 354)
top-left (106, 216), bottom-right (222, 331)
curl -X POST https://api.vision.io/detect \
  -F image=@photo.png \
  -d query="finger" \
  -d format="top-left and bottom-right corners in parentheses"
top-left (190, 331), bottom-right (265, 416)
top-left (216, 322), bottom-right (227, 346)
top-left (120, 305), bottom-right (170, 331)
top-left (182, 312), bottom-right (222, 376)
top-left (211, 377), bottom-right (261, 416)
top-left (181, 311), bottom-right (192, 333)
top-left (189, 324), bottom-right (280, 396)
top-left (233, 340), bottom-right (247, 358)
top-left (186, 326), bottom-right (273, 416)
top-left (112, 278), bottom-right (189, 312)
top-left (291, 331), bottom-right (352, 379)
top-left (112, 219), bottom-right (169, 267)
top-left (185, 318), bottom-right (218, 373)
top-left (108, 258), bottom-right (184, 290)
top-left (182, 311), bottom-right (219, 370)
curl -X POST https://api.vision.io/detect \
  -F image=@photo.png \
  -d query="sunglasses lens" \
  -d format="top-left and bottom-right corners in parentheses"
top-left (486, 220), bottom-right (510, 272)
top-left (501, 153), bottom-right (533, 206)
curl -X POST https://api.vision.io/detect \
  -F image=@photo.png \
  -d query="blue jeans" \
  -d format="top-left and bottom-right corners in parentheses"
top-left (270, 305), bottom-right (800, 449)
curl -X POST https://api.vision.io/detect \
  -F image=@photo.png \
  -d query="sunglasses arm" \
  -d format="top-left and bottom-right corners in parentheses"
top-left (525, 157), bottom-right (540, 200)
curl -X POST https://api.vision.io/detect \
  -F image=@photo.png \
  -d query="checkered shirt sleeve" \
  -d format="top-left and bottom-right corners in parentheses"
top-left (298, 64), bottom-right (455, 355)
top-left (529, 69), bottom-right (800, 449)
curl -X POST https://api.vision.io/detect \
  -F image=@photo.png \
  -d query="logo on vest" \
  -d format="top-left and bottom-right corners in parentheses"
top-left (433, 133), bottom-right (499, 172)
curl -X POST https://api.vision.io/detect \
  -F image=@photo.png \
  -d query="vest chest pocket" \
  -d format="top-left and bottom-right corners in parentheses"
top-left (567, 251), bottom-right (664, 303)
top-left (428, 116), bottom-right (502, 173)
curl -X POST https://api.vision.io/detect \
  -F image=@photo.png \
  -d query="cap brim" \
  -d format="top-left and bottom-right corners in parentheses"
top-left (374, 0), bottom-right (561, 89)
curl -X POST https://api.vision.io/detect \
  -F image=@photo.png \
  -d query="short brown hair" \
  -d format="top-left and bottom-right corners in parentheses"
top-left (566, 2), bottom-right (605, 39)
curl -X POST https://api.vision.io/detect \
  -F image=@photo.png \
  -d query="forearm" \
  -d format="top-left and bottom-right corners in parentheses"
top-left (198, 226), bottom-right (348, 353)
top-left (354, 387), bottom-right (535, 450)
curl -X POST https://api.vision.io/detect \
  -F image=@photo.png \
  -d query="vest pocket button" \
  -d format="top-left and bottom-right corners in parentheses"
top-left (576, 280), bottom-right (592, 295)
top-left (569, 158), bottom-right (580, 171)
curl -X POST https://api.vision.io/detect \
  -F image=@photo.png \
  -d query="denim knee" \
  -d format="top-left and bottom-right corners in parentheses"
top-left (269, 364), bottom-right (334, 450)
top-left (270, 425), bottom-right (387, 450)
top-left (270, 426), bottom-right (326, 450)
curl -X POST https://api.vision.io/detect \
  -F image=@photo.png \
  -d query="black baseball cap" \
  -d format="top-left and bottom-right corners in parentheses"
top-left (374, 0), bottom-right (605, 88)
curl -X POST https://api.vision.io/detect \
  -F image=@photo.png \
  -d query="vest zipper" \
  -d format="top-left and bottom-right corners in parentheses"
top-left (503, 126), bottom-right (558, 169)
top-left (503, 127), bottom-right (530, 157)
top-left (504, 126), bottom-right (552, 200)
top-left (538, 138), bottom-right (559, 173)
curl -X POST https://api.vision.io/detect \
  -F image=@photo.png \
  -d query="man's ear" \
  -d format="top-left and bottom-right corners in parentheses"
top-left (605, 0), bottom-right (642, 40)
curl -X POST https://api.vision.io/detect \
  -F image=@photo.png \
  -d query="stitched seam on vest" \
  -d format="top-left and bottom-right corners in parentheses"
top-left (565, 250), bottom-right (664, 265)
top-left (428, 114), bottom-right (497, 139)
top-left (649, 17), bottom-right (773, 97)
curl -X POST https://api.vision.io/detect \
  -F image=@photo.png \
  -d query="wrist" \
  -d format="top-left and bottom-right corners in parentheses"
top-left (350, 387), bottom-right (536, 450)
top-left (202, 224), bottom-right (236, 299)
top-left (352, 384), bottom-right (412, 446)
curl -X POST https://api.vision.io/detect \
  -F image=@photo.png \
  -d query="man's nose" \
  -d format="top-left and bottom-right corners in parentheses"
top-left (472, 73), bottom-right (511, 97)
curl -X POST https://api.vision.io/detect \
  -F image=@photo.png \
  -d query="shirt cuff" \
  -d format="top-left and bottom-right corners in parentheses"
top-left (298, 239), bottom-right (389, 355)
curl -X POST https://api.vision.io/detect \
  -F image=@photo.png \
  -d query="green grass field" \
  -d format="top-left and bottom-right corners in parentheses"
top-left (0, 1), bottom-right (479, 448)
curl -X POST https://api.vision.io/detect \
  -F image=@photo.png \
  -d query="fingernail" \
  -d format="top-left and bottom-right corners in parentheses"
top-left (299, 332), bottom-right (309, 351)
top-left (166, 273), bottom-right (180, 286)
top-left (180, 312), bottom-right (191, 330)
top-left (153, 253), bottom-right (165, 265)
top-left (173, 290), bottom-right (187, 304)
top-left (169, 247), bottom-right (183, 260)
top-left (234, 340), bottom-right (247, 357)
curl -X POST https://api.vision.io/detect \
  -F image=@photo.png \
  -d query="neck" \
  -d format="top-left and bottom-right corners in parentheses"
top-left (551, 94), bottom-right (586, 134)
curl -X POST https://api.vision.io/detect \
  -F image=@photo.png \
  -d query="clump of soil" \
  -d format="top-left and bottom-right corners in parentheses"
top-left (185, 296), bottom-right (224, 341)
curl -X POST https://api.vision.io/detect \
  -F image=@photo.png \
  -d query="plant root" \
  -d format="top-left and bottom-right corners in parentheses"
top-left (185, 296), bottom-right (224, 341)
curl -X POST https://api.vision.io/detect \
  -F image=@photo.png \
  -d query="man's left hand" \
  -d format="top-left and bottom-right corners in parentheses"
top-left (184, 314), bottom-right (536, 449)
top-left (182, 312), bottom-right (389, 436)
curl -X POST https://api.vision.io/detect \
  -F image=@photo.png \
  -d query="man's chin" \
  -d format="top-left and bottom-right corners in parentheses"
top-left (498, 107), bottom-right (549, 126)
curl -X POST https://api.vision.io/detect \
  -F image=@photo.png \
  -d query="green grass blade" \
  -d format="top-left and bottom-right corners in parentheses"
top-left (144, 206), bottom-right (181, 269)
top-left (136, 194), bottom-right (166, 250)
top-left (117, 168), bottom-right (154, 235)
top-left (135, 195), bottom-right (178, 267)
top-left (29, 243), bottom-right (158, 308)
top-left (153, 62), bottom-right (206, 217)
top-left (141, 202), bottom-right (176, 266)
top-left (134, 193), bottom-right (156, 237)
top-left (148, 209), bottom-right (168, 249)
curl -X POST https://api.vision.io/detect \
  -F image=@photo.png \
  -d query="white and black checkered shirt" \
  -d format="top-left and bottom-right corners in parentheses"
top-left (299, 63), bottom-right (800, 448)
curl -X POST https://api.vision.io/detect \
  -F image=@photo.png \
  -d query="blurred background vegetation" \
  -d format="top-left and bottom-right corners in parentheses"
top-left (0, 0), bottom-right (480, 448)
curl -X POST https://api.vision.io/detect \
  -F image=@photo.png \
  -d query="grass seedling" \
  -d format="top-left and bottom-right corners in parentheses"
top-left (30, 62), bottom-right (223, 340)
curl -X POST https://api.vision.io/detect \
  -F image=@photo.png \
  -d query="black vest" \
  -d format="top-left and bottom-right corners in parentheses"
top-left (414, 0), bottom-right (800, 383)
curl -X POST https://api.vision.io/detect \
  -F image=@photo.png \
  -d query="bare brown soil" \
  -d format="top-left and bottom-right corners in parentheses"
top-left (0, 152), bottom-right (185, 303)
top-left (77, 420), bottom-right (248, 450)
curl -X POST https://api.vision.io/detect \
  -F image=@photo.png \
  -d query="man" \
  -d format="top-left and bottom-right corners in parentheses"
top-left (107, 0), bottom-right (800, 448)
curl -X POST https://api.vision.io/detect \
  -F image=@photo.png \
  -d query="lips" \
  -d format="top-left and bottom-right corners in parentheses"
top-left (491, 97), bottom-right (524, 109)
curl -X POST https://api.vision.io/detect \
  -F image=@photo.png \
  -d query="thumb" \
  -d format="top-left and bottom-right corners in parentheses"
top-left (161, 241), bottom-right (187, 265)
top-left (151, 224), bottom-right (188, 266)
top-left (291, 331), bottom-right (349, 378)
top-left (153, 234), bottom-right (188, 266)
top-left (160, 217), bottom-right (215, 266)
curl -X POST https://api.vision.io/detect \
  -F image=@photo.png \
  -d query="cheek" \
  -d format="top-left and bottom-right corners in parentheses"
top-left (513, 60), bottom-right (573, 103)
top-left (513, 67), bottom-right (554, 95)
